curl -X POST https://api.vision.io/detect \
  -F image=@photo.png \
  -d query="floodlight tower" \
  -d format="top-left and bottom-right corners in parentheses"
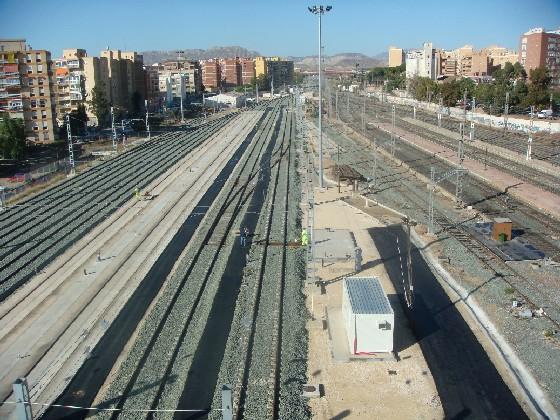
top-left (308, 5), bottom-right (332, 188)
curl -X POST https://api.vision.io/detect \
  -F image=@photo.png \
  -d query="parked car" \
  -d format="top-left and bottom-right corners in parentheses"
top-left (537, 109), bottom-right (553, 119)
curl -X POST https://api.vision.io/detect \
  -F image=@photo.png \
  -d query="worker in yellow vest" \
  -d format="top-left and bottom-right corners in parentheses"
top-left (301, 228), bottom-right (309, 246)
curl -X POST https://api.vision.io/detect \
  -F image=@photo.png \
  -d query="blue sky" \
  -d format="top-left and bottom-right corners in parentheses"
top-left (1, 0), bottom-right (559, 58)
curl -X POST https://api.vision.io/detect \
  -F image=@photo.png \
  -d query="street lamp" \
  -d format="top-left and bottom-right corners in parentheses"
top-left (308, 5), bottom-right (332, 188)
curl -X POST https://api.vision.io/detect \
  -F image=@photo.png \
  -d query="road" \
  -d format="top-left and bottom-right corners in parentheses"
top-left (371, 224), bottom-right (528, 420)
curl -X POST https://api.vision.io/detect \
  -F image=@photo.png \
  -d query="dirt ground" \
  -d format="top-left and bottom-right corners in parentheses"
top-left (304, 184), bottom-right (444, 420)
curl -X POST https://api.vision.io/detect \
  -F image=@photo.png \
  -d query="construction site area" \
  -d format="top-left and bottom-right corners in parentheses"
top-left (0, 83), bottom-right (559, 420)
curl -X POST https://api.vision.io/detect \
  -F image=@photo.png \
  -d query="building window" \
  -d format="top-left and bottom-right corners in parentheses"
top-left (27, 66), bottom-right (33, 74)
top-left (39, 87), bottom-right (45, 95)
top-left (32, 111), bottom-right (38, 119)
top-left (30, 89), bottom-right (35, 97)
top-left (31, 100), bottom-right (37, 108)
top-left (28, 78), bottom-right (34, 86)
top-left (42, 121), bottom-right (48, 130)
top-left (26, 54), bottom-right (32, 63)
top-left (38, 78), bottom-right (44, 86)
top-left (36, 53), bottom-right (41, 62)
top-left (37, 64), bottom-right (43, 73)
top-left (43, 134), bottom-right (49, 141)
top-left (32, 122), bottom-right (39, 131)
top-left (41, 110), bottom-right (47, 118)
top-left (39, 99), bottom-right (46, 107)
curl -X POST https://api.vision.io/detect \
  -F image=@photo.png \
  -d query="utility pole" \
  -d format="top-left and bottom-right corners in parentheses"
top-left (66, 114), bottom-right (75, 176)
top-left (391, 104), bottom-right (396, 156)
top-left (361, 94), bottom-right (366, 135)
top-left (463, 88), bottom-right (467, 123)
top-left (437, 96), bottom-right (443, 128)
top-left (372, 136), bottom-right (377, 189)
top-left (504, 91), bottom-right (510, 131)
top-left (335, 89), bottom-right (339, 120)
top-left (527, 105), bottom-right (534, 160)
top-left (346, 90), bottom-right (350, 115)
top-left (308, 5), bottom-right (333, 189)
top-left (428, 167), bottom-right (435, 234)
top-left (402, 216), bottom-right (417, 309)
top-left (456, 123), bottom-right (465, 206)
top-left (470, 122), bottom-right (475, 142)
top-left (110, 106), bottom-right (117, 152)
top-left (337, 144), bottom-right (340, 193)
top-left (145, 99), bottom-right (150, 140)
top-left (180, 74), bottom-right (185, 124)
top-left (256, 82), bottom-right (259, 104)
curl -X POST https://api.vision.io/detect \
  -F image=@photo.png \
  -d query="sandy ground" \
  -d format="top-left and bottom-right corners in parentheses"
top-left (304, 184), bottom-right (444, 420)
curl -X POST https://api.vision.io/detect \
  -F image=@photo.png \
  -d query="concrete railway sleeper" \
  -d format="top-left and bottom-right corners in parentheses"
top-left (0, 116), bottom-right (232, 240)
top-left (0, 116), bottom-right (236, 300)
top-left (238, 106), bottom-right (292, 420)
top-left (84, 101), bottom-right (286, 419)
top-left (0, 115), bottom-right (234, 228)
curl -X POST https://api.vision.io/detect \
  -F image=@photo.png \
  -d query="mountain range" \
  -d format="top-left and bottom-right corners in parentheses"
top-left (142, 46), bottom-right (387, 70)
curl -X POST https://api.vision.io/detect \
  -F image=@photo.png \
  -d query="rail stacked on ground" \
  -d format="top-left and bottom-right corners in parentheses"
top-left (84, 100), bottom-right (285, 419)
top-left (0, 114), bottom-right (236, 301)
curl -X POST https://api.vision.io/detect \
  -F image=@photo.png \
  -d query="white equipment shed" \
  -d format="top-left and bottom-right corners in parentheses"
top-left (342, 277), bottom-right (394, 354)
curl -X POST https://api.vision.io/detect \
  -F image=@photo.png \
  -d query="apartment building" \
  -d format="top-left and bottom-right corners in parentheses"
top-left (0, 39), bottom-right (26, 120)
top-left (99, 50), bottom-right (145, 112)
top-left (54, 48), bottom-right (87, 124)
top-left (406, 42), bottom-right (437, 80)
top-left (255, 56), bottom-right (267, 77)
top-left (23, 50), bottom-right (57, 143)
top-left (267, 59), bottom-right (294, 88)
top-left (520, 27), bottom-right (560, 88)
top-left (0, 40), bottom-right (57, 143)
top-left (157, 59), bottom-right (201, 104)
top-left (483, 46), bottom-right (518, 71)
top-left (201, 59), bottom-right (221, 90)
top-left (388, 47), bottom-right (405, 67)
top-left (240, 57), bottom-right (255, 85)
top-left (221, 58), bottom-right (241, 87)
top-left (144, 64), bottom-right (162, 101)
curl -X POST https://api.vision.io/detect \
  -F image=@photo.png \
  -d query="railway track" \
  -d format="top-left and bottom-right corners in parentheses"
top-left (61, 100), bottom-right (294, 419)
top-left (322, 113), bottom-right (560, 327)
top-left (0, 114), bottom-right (236, 301)
top-left (344, 95), bottom-right (560, 194)
top-left (349, 94), bottom-right (560, 165)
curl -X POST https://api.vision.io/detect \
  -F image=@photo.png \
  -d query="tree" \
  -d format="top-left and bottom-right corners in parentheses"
top-left (251, 74), bottom-right (270, 91)
top-left (59, 104), bottom-right (89, 138)
top-left (409, 76), bottom-right (438, 101)
top-left (87, 84), bottom-right (110, 127)
top-left (513, 62), bottom-right (527, 80)
top-left (523, 67), bottom-right (552, 108)
top-left (0, 118), bottom-right (26, 160)
top-left (439, 80), bottom-right (462, 106)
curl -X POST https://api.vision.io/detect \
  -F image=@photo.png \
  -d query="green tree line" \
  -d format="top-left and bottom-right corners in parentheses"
top-left (408, 62), bottom-right (554, 113)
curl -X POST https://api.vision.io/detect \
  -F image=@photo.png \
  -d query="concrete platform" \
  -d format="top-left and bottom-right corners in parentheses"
top-left (313, 228), bottom-right (356, 263)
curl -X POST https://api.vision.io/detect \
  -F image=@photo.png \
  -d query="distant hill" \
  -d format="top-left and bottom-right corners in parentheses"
top-left (290, 52), bottom-right (386, 71)
top-left (142, 47), bottom-right (387, 71)
top-left (142, 46), bottom-right (261, 64)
